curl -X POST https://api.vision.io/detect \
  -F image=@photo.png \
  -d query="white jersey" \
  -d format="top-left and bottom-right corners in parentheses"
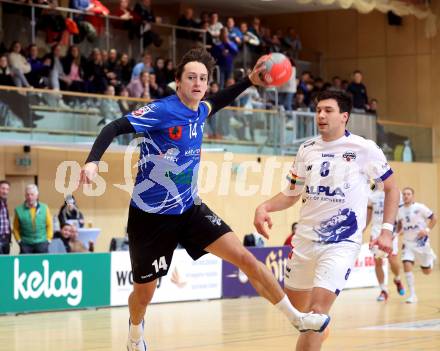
top-left (368, 190), bottom-right (385, 228)
top-left (397, 202), bottom-right (433, 244)
top-left (287, 131), bottom-right (392, 244)
top-left (368, 189), bottom-right (402, 231)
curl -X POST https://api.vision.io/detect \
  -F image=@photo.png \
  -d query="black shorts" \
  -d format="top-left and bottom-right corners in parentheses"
top-left (127, 202), bottom-right (231, 283)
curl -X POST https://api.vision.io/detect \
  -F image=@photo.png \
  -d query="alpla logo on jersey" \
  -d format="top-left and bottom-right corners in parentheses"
top-left (169, 126), bottom-right (183, 140)
top-left (306, 185), bottom-right (345, 197)
top-left (14, 259), bottom-right (83, 306)
top-left (342, 151), bottom-right (357, 162)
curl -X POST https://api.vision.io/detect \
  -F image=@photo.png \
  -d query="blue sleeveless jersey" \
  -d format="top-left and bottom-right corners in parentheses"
top-left (125, 95), bottom-right (210, 214)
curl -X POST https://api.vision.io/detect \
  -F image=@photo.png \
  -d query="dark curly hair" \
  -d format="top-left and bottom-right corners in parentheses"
top-left (175, 48), bottom-right (216, 81)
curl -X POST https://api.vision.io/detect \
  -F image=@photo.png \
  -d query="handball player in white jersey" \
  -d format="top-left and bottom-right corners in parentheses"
top-left (397, 187), bottom-right (437, 303)
top-left (366, 184), bottom-right (405, 301)
top-left (254, 90), bottom-right (400, 351)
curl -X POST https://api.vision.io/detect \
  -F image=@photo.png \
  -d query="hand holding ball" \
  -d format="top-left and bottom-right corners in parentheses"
top-left (258, 53), bottom-right (293, 87)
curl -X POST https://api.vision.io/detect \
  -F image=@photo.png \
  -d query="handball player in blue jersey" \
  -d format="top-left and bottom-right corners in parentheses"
top-left (79, 48), bottom-right (330, 351)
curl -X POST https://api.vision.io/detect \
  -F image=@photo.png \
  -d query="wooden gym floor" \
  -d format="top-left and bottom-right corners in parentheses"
top-left (1, 269), bottom-right (439, 351)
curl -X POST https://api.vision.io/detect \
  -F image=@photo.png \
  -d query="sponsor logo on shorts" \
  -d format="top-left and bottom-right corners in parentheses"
top-left (321, 153), bottom-right (334, 158)
top-left (205, 214), bottom-right (222, 226)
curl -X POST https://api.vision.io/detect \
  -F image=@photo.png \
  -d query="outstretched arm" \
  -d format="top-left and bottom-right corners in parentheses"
top-left (80, 117), bottom-right (135, 184)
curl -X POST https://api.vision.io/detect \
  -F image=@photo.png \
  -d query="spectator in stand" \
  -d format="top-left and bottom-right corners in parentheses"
top-left (114, 0), bottom-right (133, 21)
top-left (8, 41), bottom-right (32, 87)
top-left (284, 222), bottom-right (297, 247)
top-left (0, 180), bottom-right (11, 255)
top-left (49, 44), bottom-right (69, 91)
top-left (148, 73), bottom-right (162, 99)
top-left (53, 222), bottom-right (73, 252)
top-left (282, 27), bottom-right (302, 59)
top-left (278, 56), bottom-right (296, 111)
top-left (0, 55), bottom-right (15, 86)
top-left (366, 98), bottom-right (378, 115)
top-left (118, 85), bottom-right (132, 115)
top-left (84, 48), bottom-right (108, 94)
top-left (347, 70), bottom-right (368, 112)
top-left (131, 51), bottom-right (154, 80)
top-left (61, 45), bottom-right (86, 92)
top-left (13, 184), bottom-right (53, 254)
top-left (70, 223), bottom-right (94, 252)
top-left (153, 56), bottom-right (167, 91)
top-left (298, 71), bottom-right (313, 106)
top-left (113, 0), bottom-right (135, 40)
top-left (58, 194), bottom-right (85, 228)
top-left (118, 53), bottom-right (133, 87)
top-left (133, 0), bottom-right (162, 48)
top-left (341, 79), bottom-right (349, 91)
top-left (225, 17), bottom-right (242, 48)
top-left (329, 75), bottom-right (343, 92)
top-left (104, 48), bottom-right (120, 87)
top-left (249, 17), bottom-right (262, 38)
top-left (294, 90), bottom-right (308, 111)
top-left (127, 71), bottom-right (150, 98)
top-left (99, 85), bottom-right (122, 125)
top-left (176, 7), bottom-right (198, 40)
top-left (26, 44), bottom-right (50, 88)
top-left (211, 28), bottom-right (239, 88)
top-left (239, 22), bottom-right (260, 67)
top-left (206, 81), bottom-right (220, 138)
top-left (164, 59), bottom-right (175, 84)
top-left (198, 20), bottom-right (213, 46)
top-left (208, 12), bottom-right (223, 45)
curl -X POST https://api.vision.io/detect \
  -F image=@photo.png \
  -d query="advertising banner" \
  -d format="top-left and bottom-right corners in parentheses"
top-left (110, 250), bottom-right (222, 306)
top-left (0, 253), bottom-right (111, 314)
top-left (222, 246), bottom-right (290, 298)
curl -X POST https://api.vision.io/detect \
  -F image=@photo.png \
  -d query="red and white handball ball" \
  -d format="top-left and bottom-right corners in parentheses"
top-left (260, 53), bottom-right (292, 86)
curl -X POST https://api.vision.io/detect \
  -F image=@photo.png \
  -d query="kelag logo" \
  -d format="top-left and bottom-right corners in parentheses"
top-left (0, 254), bottom-right (110, 314)
top-left (14, 258), bottom-right (82, 306)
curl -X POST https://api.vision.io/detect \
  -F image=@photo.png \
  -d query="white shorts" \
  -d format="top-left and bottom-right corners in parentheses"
top-left (402, 241), bottom-right (437, 268)
top-left (284, 236), bottom-right (361, 295)
top-left (370, 226), bottom-right (399, 256)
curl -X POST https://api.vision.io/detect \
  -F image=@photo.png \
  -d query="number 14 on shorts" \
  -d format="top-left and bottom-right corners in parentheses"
top-left (152, 256), bottom-right (168, 273)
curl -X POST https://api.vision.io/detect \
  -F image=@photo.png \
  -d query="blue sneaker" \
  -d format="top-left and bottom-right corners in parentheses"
top-left (127, 319), bottom-right (147, 351)
top-left (393, 279), bottom-right (405, 296)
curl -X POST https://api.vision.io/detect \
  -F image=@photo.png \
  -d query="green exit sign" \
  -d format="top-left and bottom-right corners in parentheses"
top-left (16, 156), bottom-right (32, 167)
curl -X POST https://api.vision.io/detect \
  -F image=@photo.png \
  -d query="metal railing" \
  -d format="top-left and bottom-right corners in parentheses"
top-left (0, 0), bottom-right (207, 64)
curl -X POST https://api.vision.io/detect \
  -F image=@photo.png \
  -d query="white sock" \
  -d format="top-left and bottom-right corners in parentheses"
top-left (379, 283), bottom-right (387, 291)
top-left (275, 295), bottom-right (302, 323)
top-left (394, 275), bottom-right (401, 282)
top-left (405, 272), bottom-right (416, 296)
top-left (129, 320), bottom-right (144, 341)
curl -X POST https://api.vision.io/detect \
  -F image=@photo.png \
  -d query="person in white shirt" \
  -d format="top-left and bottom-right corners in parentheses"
top-left (366, 184), bottom-right (405, 301)
top-left (397, 187), bottom-right (437, 304)
top-left (254, 90), bottom-right (400, 351)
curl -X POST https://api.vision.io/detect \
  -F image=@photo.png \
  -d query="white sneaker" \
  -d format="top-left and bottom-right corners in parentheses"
top-left (405, 295), bottom-right (418, 304)
top-left (127, 338), bottom-right (147, 351)
top-left (127, 320), bottom-right (147, 351)
top-left (294, 312), bottom-right (331, 333)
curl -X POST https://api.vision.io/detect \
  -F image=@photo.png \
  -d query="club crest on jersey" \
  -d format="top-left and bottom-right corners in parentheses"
top-left (169, 126), bottom-right (183, 140)
top-left (342, 151), bottom-right (356, 162)
top-left (132, 105), bottom-right (154, 117)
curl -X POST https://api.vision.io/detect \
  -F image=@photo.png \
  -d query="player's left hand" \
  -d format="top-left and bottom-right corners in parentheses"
top-left (253, 205), bottom-right (272, 239)
top-left (416, 229), bottom-right (429, 239)
top-left (371, 230), bottom-right (393, 254)
top-left (248, 55), bottom-right (269, 86)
